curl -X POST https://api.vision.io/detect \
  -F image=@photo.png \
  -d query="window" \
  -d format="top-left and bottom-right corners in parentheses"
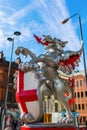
top-left (83, 117), bottom-right (86, 122)
top-left (74, 93), bottom-right (76, 98)
top-left (75, 104), bottom-right (77, 109)
top-left (7, 92), bottom-right (12, 102)
top-left (79, 117), bottom-right (82, 123)
top-left (55, 103), bottom-right (58, 112)
top-left (78, 104), bottom-right (81, 110)
top-left (85, 91), bottom-right (87, 97)
top-left (82, 104), bottom-right (84, 110)
top-left (77, 92), bottom-right (80, 98)
top-left (80, 80), bottom-right (82, 86)
top-left (81, 92), bottom-right (84, 97)
top-left (13, 93), bottom-right (16, 102)
top-left (76, 81), bottom-right (78, 87)
top-left (8, 75), bottom-right (14, 85)
top-left (0, 74), bottom-right (3, 81)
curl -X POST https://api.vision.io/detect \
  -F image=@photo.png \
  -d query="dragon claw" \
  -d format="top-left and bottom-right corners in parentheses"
top-left (20, 113), bottom-right (35, 123)
top-left (57, 116), bottom-right (74, 124)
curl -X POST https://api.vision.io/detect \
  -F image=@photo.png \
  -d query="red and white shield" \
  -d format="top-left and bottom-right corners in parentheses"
top-left (16, 69), bottom-right (42, 121)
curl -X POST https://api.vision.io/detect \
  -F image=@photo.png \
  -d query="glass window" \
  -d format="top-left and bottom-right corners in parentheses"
top-left (85, 91), bottom-right (87, 97)
top-left (0, 74), bottom-right (3, 81)
top-left (75, 104), bottom-right (77, 109)
top-left (55, 103), bottom-right (58, 112)
top-left (12, 93), bottom-right (16, 102)
top-left (82, 104), bottom-right (84, 110)
top-left (78, 104), bottom-right (81, 110)
top-left (74, 93), bottom-right (76, 98)
top-left (76, 81), bottom-right (79, 87)
top-left (77, 92), bottom-right (80, 98)
top-left (81, 92), bottom-right (84, 97)
top-left (79, 117), bottom-right (82, 123)
top-left (80, 80), bottom-right (82, 86)
top-left (7, 92), bottom-right (12, 102)
top-left (83, 117), bottom-right (86, 122)
top-left (8, 75), bottom-right (14, 85)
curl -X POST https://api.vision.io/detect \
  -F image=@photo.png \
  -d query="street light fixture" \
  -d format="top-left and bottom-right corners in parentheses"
top-left (1, 31), bottom-right (21, 130)
top-left (14, 31), bottom-right (21, 36)
top-left (61, 13), bottom-right (87, 86)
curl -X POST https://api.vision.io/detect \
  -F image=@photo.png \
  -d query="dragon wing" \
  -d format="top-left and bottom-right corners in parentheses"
top-left (57, 43), bottom-right (83, 74)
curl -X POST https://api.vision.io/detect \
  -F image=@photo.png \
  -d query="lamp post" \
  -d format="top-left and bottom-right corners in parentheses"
top-left (61, 13), bottom-right (87, 86)
top-left (1, 31), bottom-right (21, 130)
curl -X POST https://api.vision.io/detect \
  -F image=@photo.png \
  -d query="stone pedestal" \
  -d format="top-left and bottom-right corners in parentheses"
top-left (20, 123), bottom-right (79, 130)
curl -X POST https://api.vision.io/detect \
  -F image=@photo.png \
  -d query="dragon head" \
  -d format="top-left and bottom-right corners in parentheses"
top-left (34, 34), bottom-right (68, 53)
top-left (42, 35), bottom-right (68, 53)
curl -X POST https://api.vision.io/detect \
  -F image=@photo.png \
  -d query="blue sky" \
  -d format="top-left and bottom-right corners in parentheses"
top-left (0, 0), bottom-right (87, 71)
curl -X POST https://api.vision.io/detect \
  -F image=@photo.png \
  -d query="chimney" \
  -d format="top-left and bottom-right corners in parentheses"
top-left (0, 51), bottom-right (4, 59)
top-left (15, 57), bottom-right (21, 64)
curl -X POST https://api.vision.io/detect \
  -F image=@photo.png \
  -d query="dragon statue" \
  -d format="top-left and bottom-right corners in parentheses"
top-left (14, 35), bottom-right (83, 124)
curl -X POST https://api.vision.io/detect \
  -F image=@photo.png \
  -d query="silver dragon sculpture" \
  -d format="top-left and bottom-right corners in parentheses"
top-left (14, 34), bottom-right (83, 124)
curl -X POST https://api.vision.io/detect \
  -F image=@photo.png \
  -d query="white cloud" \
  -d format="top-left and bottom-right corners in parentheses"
top-left (0, 0), bottom-right (84, 70)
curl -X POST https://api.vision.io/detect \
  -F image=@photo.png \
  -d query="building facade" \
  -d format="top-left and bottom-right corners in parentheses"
top-left (73, 72), bottom-right (87, 125)
top-left (0, 51), bottom-right (21, 111)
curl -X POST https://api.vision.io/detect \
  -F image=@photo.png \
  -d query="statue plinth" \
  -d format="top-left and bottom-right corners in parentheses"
top-left (20, 123), bottom-right (79, 130)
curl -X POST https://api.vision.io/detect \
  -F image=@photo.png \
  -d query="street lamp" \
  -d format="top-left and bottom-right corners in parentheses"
top-left (1, 31), bottom-right (21, 130)
top-left (61, 13), bottom-right (87, 86)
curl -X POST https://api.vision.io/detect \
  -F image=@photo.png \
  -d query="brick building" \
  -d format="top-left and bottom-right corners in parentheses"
top-left (0, 51), bottom-right (21, 111)
top-left (73, 71), bottom-right (87, 125)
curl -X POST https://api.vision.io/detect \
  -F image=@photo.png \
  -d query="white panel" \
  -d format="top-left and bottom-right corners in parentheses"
top-left (24, 71), bottom-right (39, 90)
top-left (52, 112), bottom-right (62, 123)
top-left (26, 101), bottom-right (40, 119)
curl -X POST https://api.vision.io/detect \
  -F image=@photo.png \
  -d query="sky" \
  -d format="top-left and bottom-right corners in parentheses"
top-left (0, 0), bottom-right (87, 72)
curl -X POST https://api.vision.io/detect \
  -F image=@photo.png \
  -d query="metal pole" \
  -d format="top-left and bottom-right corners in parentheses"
top-left (1, 31), bottom-right (21, 130)
top-left (62, 13), bottom-right (87, 86)
top-left (1, 38), bottom-right (14, 130)
top-left (78, 14), bottom-right (87, 84)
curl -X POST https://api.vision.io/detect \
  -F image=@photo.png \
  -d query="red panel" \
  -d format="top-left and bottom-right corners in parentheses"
top-left (16, 90), bottom-right (38, 102)
top-left (16, 70), bottom-right (38, 113)
top-left (17, 69), bottom-right (24, 92)
top-left (20, 126), bottom-right (80, 130)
